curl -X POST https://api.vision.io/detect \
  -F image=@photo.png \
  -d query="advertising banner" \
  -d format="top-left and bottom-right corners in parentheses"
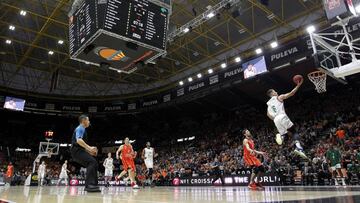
top-left (172, 173), bottom-right (280, 186)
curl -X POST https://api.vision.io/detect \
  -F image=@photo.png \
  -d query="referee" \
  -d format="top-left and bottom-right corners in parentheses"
top-left (71, 115), bottom-right (100, 192)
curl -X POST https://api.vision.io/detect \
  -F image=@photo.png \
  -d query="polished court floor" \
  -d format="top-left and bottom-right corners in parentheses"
top-left (1, 186), bottom-right (360, 203)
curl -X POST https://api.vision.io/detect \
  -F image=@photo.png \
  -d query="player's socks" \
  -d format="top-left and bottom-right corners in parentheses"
top-left (334, 179), bottom-right (339, 186)
top-left (295, 141), bottom-right (303, 150)
top-left (341, 178), bottom-right (346, 186)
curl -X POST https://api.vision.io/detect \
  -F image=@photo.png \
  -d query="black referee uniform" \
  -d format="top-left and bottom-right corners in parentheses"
top-left (70, 124), bottom-right (99, 191)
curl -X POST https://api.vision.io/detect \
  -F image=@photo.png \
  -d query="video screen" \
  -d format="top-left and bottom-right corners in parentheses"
top-left (3, 96), bottom-right (25, 111)
top-left (242, 56), bottom-right (268, 79)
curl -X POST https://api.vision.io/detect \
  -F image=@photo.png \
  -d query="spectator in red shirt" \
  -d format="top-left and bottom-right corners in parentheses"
top-left (6, 162), bottom-right (14, 185)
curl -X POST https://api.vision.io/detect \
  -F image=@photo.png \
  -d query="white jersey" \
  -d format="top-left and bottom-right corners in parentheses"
top-left (104, 158), bottom-right (113, 169)
top-left (267, 96), bottom-right (294, 135)
top-left (267, 96), bottom-right (286, 118)
top-left (38, 164), bottom-right (46, 177)
top-left (144, 148), bottom-right (154, 161)
top-left (144, 147), bottom-right (154, 169)
top-left (104, 158), bottom-right (113, 177)
top-left (59, 163), bottom-right (68, 179)
top-left (60, 163), bottom-right (67, 174)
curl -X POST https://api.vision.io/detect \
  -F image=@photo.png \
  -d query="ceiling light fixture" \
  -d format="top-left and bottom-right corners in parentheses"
top-left (20, 10), bottom-right (27, 16)
top-left (207, 12), bottom-right (215, 18)
top-left (255, 48), bottom-right (263, 54)
top-left (270, 41), bottom-right (278, 48)
top-left (306, 25), bottom-right (316, 33)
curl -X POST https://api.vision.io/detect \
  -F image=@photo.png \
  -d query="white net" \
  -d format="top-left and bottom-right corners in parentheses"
top-left (308, 71), bottom-right (327, 93)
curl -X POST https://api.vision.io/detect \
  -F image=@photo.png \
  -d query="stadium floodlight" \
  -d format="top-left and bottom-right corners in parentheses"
top-left (179, 81), bottom-right (184, 86)
top-left (208, 68), bottom-right (213, 74)
top-left (5, 40), bottom-right (11, 44)
top-left (197, 73), bottom-right (202, 78)
top-left (235, 57), bottom-right (241, 63)
top-left (207, 12), bottom-right (215, 18)
top-left (255, 48), bottom-right (262, 54)
top-left (20, 10), bottom-right (27, 16)
top-left (306, 25), bottom-right (316, 33)
top-left (9, 25), bottom-right (15, 30)
top-left (188, 77), bottom-right (193, 82)
top-left (48, 50), bottom-right (54, 55)
top-left (183, 27), bottom-right (190, 33)
top-left (221, 63), bottom-right (227, 68)
top-left (58, 40), bottom-right (64, 45)
top-left (270, 41), bottom-right (278, 48)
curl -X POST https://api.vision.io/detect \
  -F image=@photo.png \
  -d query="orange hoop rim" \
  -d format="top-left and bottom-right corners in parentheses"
top-left (307, 70), bottom-right (326, 79)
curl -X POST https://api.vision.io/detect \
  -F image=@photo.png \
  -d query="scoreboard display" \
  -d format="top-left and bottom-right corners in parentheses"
top-left (69, 0), bottom-right (169, 57)
top-left (322, 0), bottom-right (357, 21)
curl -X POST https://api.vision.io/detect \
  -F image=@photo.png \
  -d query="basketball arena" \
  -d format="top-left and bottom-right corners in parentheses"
top-left (1, 0), bottom-right (360, 202)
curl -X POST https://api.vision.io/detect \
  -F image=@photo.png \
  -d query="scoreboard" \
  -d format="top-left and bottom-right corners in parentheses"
top-left (103, 0), bottom-right (168, 50)
top-left (69, 0), bottom-right (169, 73)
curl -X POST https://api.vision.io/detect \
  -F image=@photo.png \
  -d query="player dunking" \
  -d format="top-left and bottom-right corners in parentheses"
top-left (266, 78), bottom-right (308, 159)
top-left (103, 152), bottom-right (114, 187)
top-left (57, 160), bottom-right (69, 186)
top-left (115, 137), bottom-right (140, 189)
top-left (242, 129), bottom-right (266, 190)
top-left (141, 142), bottom-right (156, 187)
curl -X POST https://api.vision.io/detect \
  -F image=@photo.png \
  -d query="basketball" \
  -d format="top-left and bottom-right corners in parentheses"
top-left (293, 75), bottom-right (303, 84)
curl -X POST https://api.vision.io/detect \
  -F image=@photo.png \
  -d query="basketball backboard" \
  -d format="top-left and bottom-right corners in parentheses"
top-left (39, 142), bottom-right (59, 156)
top-left (308, 16), bottom-right (360, 84)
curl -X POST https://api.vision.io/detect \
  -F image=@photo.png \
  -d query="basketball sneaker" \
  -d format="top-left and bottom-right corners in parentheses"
top-left (131, 182), bottom-right (140, 189)
top-left (248, 183), bottom-right (257, 190)
top-left (294, 149), bottom-right (308, 159)
top-left (275, 133), bottom-right (284, 145)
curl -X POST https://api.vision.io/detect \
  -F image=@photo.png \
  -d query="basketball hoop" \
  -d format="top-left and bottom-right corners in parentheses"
top-left (308, 71), bottom-right (327, 93)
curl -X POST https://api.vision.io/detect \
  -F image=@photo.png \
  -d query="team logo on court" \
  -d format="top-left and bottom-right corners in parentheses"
top-left (94, 47), bottom-right (129, 62)
top-left (70, 179), bottom-right (79, 186)
top-left (172, 178), bottom-right (180, 186)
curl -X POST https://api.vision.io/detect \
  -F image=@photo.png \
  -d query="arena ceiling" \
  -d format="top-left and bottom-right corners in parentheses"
top-left (0, 0), bottom-right (326, 99)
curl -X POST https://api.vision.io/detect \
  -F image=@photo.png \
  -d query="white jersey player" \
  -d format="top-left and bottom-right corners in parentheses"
top-left (38, 161), bottom-right (46, 186)
top-left (142, 142), bottom-right (156, 186)
top-left (103, 152), bottom-right (114, 187)
top-left (57, 160), bottom-right (69, 186)
top-left (266, 79), bottom-right (308, 159)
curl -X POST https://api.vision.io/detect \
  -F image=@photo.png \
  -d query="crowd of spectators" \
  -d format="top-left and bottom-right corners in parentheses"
top-left (1, 86), bottom-right (359, 186)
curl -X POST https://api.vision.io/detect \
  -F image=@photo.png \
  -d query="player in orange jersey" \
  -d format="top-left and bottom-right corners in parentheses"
top-left (243, 129), bottom-right (266, 190)
top-left (115, 137), bottom-right (139, 189)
